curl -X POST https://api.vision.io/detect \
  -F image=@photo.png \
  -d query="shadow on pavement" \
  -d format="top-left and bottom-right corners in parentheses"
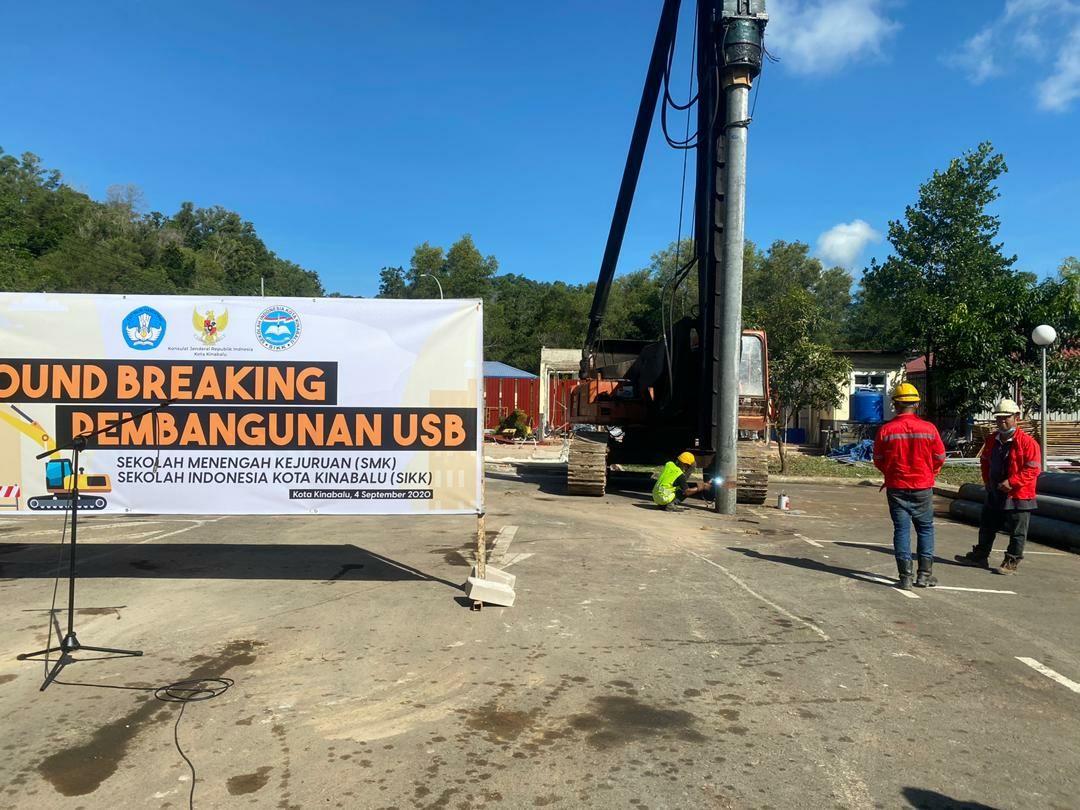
top-left (485, 467), bottom-right (565, 495)
top-left (832, 541), bottom-right (960, 566)
top-left (486, 466), bottom-right (661, 504)
top-left (901, 787), bottom-right (1001, 809)
top-left (0, 542), bottom-right (461, 588)
top-left (728, 547), bottom-right (900, 590)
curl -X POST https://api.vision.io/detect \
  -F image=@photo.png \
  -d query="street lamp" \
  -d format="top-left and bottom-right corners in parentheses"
top-left (1032, 324), bottom-right (1057, 471)
top-left (419, 273), bottom-right (443, 299)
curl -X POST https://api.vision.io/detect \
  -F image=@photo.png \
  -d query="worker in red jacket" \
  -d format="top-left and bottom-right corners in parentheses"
top-left (873, 383), bottom-right (946, 589)
top-left (954, 398), bottom-right (1041, 575)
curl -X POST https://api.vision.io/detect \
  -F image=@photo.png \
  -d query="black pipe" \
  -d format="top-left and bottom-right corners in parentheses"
top-left (1037, 472), bottom-right (1080, 500)
top-left (957, 483), bottom-right (1080, 526)
top-left (949, 499), bottom-right (1080, 552)
top-left (696, 0), bottom-right (723, 454)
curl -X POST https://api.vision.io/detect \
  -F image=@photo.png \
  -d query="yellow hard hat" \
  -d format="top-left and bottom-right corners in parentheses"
top-left (677, 451), bottom-right (696, 465)
top-left (892, 382), bottom-right (920, 403)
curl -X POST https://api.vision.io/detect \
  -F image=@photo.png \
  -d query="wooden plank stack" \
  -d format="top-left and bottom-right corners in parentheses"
top-left (972, 420), bottom-right (1080, 459)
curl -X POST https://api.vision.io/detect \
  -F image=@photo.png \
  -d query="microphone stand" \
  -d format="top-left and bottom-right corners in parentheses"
top-left (18, 401), bottom-right (171, 691)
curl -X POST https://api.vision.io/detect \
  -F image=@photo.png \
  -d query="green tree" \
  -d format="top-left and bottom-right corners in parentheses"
top-left (849, 142), bottom-right (1025, 416)
top-left (1006, 262), bottom-right (1080, 415)
top-left (744, 240), bottom-right (852, 346)
top-left (377, 266), bottom-right (408, 298)
top-left (377, 235), bottom-right (594, 372)
top-left (742, 245), bottom-right (853, 472)
top-left (408, 242), bottom-right (446, 297)
top-left (442, 234), bottom-right (497, 299)
top-left (0, 148), bottom-right (329, 298)
top-left (770, 337), bottom-right (852, 472)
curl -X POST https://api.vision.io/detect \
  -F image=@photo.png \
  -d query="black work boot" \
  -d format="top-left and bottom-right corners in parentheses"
top-left (995, 554), bottom-right (1020, 575)
top-left (896, 559), bottom-right (914, 590)
top-left (954, 549), bottom-right (990, 569)
top-left (915, 558), bottom-right (938, 588)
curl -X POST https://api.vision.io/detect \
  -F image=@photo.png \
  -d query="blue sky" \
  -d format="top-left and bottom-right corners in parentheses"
top-left (2, 0), bottom-right (1077, 296)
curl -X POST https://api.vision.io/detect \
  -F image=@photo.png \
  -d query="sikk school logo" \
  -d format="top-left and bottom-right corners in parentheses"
top-left (256, 306), bottom-right (301, 351)
top-left (121, 306), bottom-right (167, 350)
top-left (193, 307), bottom-right (229, 346)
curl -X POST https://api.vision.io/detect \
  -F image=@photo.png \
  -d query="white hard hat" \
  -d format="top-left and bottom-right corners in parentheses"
top-left (992, 398), bottom-right (1021, 417)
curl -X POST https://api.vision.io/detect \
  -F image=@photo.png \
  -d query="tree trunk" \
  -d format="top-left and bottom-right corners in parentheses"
top-left (777, 406), bottom-right (789, 475)
top-left (925, 344), bottom-right (935, 421)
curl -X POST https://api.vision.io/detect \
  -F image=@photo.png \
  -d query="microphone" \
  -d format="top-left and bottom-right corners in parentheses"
top-left (151, 401), bottom-right (170, 473)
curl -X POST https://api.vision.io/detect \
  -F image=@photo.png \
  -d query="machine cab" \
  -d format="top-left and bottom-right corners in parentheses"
top-left (45, 458), bottom-right (111, 494)
top-left (45, 459), bottom-right (71, 492)
top-left (738, 330), bottom-right (769, 433)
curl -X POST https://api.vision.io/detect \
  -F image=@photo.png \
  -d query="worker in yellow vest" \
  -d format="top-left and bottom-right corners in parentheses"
top-left (652, 451), bottom-right (709, 510)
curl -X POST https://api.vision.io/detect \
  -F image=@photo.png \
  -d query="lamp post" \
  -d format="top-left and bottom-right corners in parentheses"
top-left (1032, 324), bottom-right (1057, 471)
top-left (419, 273), bottom-right (443, 299)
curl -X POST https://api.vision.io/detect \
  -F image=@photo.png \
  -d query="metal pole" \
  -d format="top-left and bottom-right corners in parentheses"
top-left (420, 273), bottom-right (444, 299)
top-left (260, 276), bottom-right (265, 296)
top-left (66, 443), bottom-right (80, 640)
top-left (1041, 345), bottom-right (1048, 472)
top-left (714, 71), bottom-right (751, 514)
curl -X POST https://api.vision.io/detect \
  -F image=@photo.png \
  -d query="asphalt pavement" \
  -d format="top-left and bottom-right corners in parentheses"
top-left (0, 472), bottom-right (1077, 809)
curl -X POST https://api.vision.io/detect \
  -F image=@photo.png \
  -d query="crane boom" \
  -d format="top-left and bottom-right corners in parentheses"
top-left (581, 0), bottom-right (683, 367)
top-left (0, 405), bottom-right (56, 452)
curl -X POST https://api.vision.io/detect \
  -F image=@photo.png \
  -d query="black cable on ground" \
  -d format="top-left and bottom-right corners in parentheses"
top-left (51, 675), bottom-right (234, 810)
top-left (156, 679), bottom-right (234, 810)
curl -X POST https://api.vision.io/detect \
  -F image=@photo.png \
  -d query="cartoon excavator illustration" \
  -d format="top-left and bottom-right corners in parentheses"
top-left (0, 405), bottom-right (111, 510)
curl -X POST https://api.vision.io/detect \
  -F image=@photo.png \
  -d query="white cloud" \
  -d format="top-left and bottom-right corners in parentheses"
top-left (766, 0), bottom-right (900, 74)
top-left (1038, 25), bottom-right (1080, 110)
top-left (951, 28), bottom-right (1000, 83)
top-left (816, 220), bottom-right (882, 268)
top-left (950, 0), bottom-right (1080, 112)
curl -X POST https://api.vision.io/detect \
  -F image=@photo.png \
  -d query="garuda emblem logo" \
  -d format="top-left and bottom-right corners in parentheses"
top-left (193, 307), bottom-right (229, 345)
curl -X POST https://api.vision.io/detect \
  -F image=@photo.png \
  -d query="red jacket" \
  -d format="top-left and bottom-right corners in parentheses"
top-left (980, 427), bottom-right (1041, 501)
top-left (873, 413), bottom-right (946, 490)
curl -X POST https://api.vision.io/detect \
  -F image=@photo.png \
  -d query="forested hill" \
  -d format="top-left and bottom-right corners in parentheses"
top-left (0, 148), bottom-right (324, 298)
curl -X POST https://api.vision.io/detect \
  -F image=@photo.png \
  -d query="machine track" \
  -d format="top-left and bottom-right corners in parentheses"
top-left (567, 431), bottom-right (609, 496)
top-left (27, 495), bottom-right (108, 511)
top-left (736, 441), bottom-right (769, 504)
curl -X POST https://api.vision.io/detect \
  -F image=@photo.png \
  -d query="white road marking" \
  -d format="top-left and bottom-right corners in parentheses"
top-left (491, 525), bottom-right (518, 563)
top-left (143, 519), bottom-right (228, 543)
top-left (1, 521), bottom-right (165, 538)
top-left (684, 549), bottom-right (830, 641)
top-left (500, 552), bottom-right (533, 568)
top-left (795, 533), bottom-right (823, 548)
top-left (103, 529), bottom-right (176, 541)
top-left (1015, 657), bottom-right (1080, 693)
top-left (848, 572), bottom-right (920, 599)
top-left (935, 586), bottom-right (1016, 594)
top-left (747, 507), bottom-right (827, 520)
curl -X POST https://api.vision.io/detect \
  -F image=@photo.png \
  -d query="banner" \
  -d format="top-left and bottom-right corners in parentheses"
top-left (0, 294), bottom-right (483, 515)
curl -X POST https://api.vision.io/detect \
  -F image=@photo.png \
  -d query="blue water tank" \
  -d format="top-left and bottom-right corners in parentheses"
top-left (851, 388), bottom-right (884, 423)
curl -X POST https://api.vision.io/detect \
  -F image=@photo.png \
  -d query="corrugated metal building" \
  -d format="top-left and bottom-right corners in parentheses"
top-left (483, 361), bottom-right (539, 432)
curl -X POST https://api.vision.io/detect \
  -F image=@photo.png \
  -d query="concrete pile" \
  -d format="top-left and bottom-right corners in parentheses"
top-left (949, 473), bottom-right (1080, 552)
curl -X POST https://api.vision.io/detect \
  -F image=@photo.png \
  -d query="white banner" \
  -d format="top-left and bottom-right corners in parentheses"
top-left (0, 293), bottom-right (483, 515)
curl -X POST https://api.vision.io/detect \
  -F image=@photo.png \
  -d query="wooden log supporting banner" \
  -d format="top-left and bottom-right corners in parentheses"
top-left (476, 511), bottom-right (486, 581)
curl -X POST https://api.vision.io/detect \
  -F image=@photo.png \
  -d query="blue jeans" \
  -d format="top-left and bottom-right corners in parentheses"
top-left (886, 488), bottom-right (935, 563)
